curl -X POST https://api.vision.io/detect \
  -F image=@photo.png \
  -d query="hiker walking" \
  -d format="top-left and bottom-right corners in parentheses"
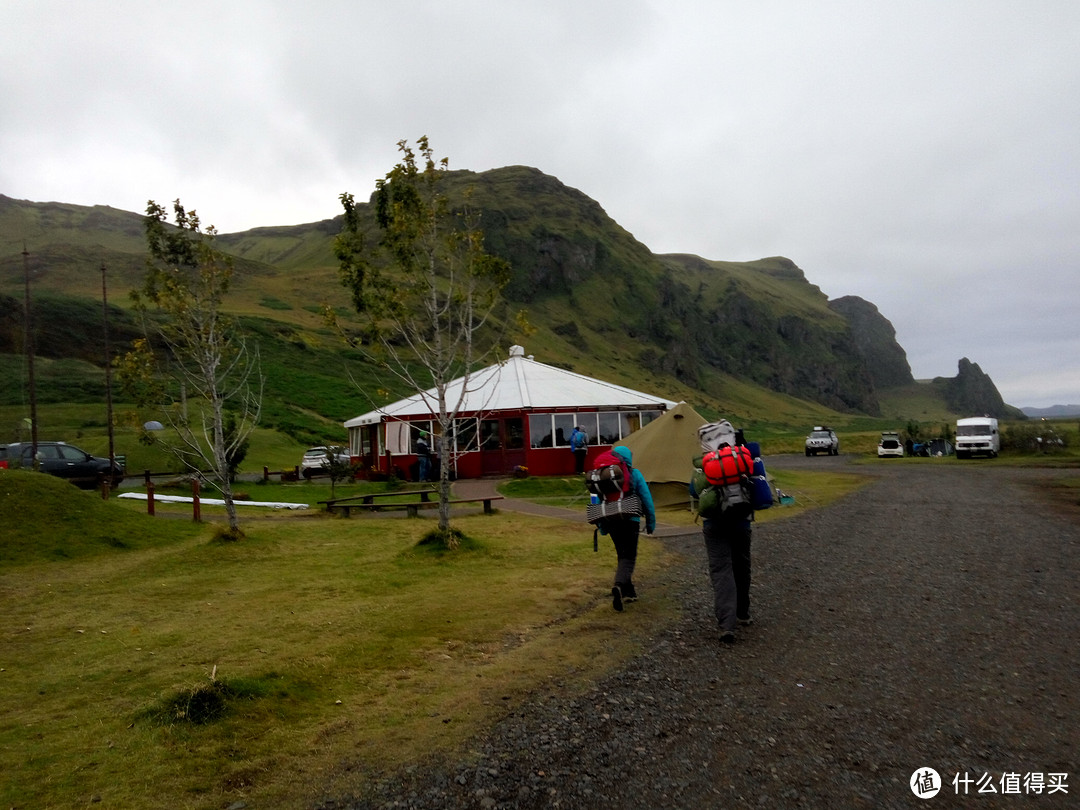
top-left (570, 425), bottom-right (588, 474)
top-left (691, 421), bottom-right (754, 644)
top-left (603, 446), bottom-right (655, 611)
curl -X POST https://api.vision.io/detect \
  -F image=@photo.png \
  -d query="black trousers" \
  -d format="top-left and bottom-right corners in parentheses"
top-left (703, 518), bottom-right (752, 631)
top-left (608, 519), bottom-right (640, 598)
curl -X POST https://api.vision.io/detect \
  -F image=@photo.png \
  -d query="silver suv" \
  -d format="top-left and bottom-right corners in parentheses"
top-left (805, 427), bottom-right (840, 456)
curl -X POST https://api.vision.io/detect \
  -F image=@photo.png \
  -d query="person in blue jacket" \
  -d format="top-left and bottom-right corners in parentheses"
top-left (569, 425), bottom-right (588, 474)
top-left (605, 446), bottom-right (656, 611)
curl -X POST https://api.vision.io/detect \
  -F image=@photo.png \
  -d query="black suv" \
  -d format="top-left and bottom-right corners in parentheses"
top-left (0, 442), bottom-right (125, 489)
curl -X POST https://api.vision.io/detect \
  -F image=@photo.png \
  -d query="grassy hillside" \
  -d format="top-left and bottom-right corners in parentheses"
top-left (1, 176), bottom-right (985, 446)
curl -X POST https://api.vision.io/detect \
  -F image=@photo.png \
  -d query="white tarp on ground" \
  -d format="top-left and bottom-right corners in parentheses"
top-left (345, 345), bottom-right (678, 428)
top-left (118, 493), bottom-right (309, 509)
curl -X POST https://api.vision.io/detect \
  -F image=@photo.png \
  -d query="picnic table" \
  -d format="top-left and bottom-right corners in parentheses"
top-left (318, 488), bottom-right (503, 517)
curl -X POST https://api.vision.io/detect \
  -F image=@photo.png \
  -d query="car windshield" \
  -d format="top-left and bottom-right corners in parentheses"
top-left (304, 448), bottom-right (328, 457)
top-left (811, 431), bottom-right (831, 438)
top-left (957, 425), bottom-right (990, 436)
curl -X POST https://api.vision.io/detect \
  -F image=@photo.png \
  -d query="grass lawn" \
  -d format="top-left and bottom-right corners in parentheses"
top-left (1, 466), bottom-right (863, 809)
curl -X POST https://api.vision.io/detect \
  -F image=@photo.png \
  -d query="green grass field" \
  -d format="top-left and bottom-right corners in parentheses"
top-left (0, 465), bottom-right (870, 809)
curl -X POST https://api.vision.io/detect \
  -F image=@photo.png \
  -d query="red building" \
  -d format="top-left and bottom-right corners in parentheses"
top-left (344, 346), bottom-right (677, 480)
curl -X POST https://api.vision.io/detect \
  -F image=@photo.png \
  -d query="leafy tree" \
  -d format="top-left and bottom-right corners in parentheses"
top-left (334, 138), bottom-right (511, 544)
top-left (322, 452), bottom-right (356, 500)
top-left (125, 199), bottom-right (263, 536)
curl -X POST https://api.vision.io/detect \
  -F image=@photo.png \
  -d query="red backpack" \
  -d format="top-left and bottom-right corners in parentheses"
top-left (702, 445), bottom-right (753, 486)
top-left (585, 450), bottom-right (632, 502)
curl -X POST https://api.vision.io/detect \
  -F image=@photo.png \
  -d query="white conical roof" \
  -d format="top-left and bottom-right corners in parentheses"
top-left (345, 346), bottom-right (678, 427)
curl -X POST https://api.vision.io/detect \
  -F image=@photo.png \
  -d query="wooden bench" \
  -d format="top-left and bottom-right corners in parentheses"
top-left (319, 494), bottom-right (503, 518)
top-left (318, 488), bottom-right (433, 517)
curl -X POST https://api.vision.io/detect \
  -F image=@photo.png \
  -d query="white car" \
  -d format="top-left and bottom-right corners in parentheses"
top-left (878, 432), bottom-right (904, 458)
top-left (300, 446), bottom-right (351, 478)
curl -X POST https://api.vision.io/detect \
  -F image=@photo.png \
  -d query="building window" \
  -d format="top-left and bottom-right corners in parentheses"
top-left (597, 412), bottom-right (621, 444)
top-left (529, 414), bottom-right (553, 448)
top-left (553, 414), bottom-right (576, 447)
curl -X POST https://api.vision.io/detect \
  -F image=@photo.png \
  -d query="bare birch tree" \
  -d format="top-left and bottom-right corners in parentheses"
top-left (334, 138), bottom-right (510, 545)
top-left (130, 199), bottom-right (263, 537)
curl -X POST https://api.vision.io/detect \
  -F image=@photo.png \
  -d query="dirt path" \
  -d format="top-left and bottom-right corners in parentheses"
top-left (320, 461), bottom-right (1080, 809)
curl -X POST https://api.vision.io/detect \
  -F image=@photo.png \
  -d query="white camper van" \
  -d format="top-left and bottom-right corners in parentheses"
top-left (955, 417), bottom-right (1000, 459)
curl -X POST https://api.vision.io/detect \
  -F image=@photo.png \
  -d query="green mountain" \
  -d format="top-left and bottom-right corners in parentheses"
top-left (0, 169), bottom-right (1017, 440)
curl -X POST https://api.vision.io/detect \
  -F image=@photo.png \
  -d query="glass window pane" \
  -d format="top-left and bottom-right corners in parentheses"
top-left (575, 414), bottom-right (598, 445)
top-left (597, 412), bottom-right (621, 444)
top-left (529, 414), bottom-right (553, 448)
top-left (480, 420), bottom-right (501, 450)
top-left (454, 418), bottom-right (478, 453)
top-left (553, 414), bottom-right (576, 447)
top-left (505, 418), bottom-right (524, 450)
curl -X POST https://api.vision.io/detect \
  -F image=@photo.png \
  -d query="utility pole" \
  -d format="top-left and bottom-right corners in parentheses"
top-left (22, 244), bottom-right (38, 465)
top-left (101, 262), bottom-right (115, 469)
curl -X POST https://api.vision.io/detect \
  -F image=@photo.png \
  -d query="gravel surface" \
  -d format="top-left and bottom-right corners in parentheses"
top-left (316, 458), bottom-right (1079, 809)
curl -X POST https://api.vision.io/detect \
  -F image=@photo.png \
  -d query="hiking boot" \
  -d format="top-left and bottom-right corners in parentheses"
top-left (738, 616), bottom-right (754, 627)
top-left (611, 585), bottom-right (624, 612)
top-left (622, 586), bottom-right (638, 603)
top-left (719, 630), bottom-right (736, 644)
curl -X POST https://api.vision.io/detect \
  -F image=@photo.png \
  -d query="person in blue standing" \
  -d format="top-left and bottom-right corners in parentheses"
top-left (569, 425), bottom-right (588, 474)
top-left (605, 445), bottom-right (656, 611)
top-left (416, 430), bottom-right (432, 482)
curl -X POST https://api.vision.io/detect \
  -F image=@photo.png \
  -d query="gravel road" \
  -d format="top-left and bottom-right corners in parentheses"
top-left (317, 458), bottom-right (1079, 809)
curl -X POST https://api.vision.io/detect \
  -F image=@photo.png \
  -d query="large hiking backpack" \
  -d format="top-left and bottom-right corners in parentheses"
top-left (691, 424), bottom-right (758, 522)
top-left (702, 444), bottom-right (754, 486)
top-left (571, 428), bottom-right (588, 451)
top-left (585, 450), bottom-right (642, 525)
top-left (585, 450), bottom-right (631, 502)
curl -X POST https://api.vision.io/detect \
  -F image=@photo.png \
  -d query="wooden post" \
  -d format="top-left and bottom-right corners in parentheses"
top-left (192, 479), bottom-right (201, 522)
top-left (263, 465), bottom-right (269, 482)
top-left (147, 480), bottom-right (156, 516)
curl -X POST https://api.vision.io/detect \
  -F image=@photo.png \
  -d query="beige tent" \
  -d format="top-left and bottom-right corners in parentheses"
top-left (616, 401), bottom-right (706, 507)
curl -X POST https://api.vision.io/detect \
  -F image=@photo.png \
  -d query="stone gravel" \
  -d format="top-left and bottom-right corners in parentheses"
top-left (316, 458), bottom-right (1080, 809)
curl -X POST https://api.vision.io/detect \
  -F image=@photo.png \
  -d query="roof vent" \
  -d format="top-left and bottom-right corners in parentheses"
top-left (509, 345), bottom-right (525, 358)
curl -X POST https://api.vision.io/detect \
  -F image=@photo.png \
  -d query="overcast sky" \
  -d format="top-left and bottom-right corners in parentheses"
top-left (3, 1), bottom-right (1078, 409)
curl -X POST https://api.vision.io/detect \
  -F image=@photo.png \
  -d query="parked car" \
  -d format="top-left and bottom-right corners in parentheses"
top-left (300, 446), bottom-right (351, 479)
top-left (878, 432), bottom-right (904, 458)
top-left (804, 426), bottom-right (839, 456)
top-left (0, 441), bottom-right (124, 488)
